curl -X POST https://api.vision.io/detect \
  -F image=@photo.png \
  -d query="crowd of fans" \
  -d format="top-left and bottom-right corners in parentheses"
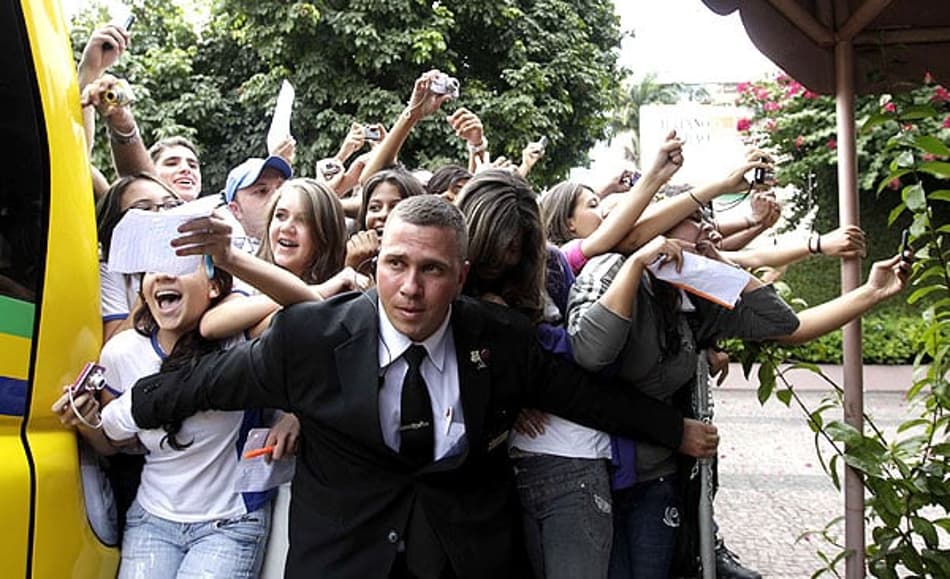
top-left (51, 20), bottom-right (910, 579)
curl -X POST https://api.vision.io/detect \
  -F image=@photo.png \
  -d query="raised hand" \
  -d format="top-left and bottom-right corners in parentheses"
top-left (644, 130), bottom-right (685, 184)
top-left (406, 69), bottom-right (455, 121)
top-left (78, 23), bottom-right (131, 87)
top-left (817, 225), bottom-right (867, 259)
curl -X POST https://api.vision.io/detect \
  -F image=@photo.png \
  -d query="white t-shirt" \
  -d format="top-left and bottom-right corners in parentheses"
top-left (100, 262), bottom-right (139, 323)
top-left (509, 416), bottom-right (611, 460)
top-left (100, 329), bottom-right (269, 522)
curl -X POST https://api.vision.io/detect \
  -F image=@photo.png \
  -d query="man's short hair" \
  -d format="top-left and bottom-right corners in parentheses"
top-left (389, 195), bottom-right (468, 262)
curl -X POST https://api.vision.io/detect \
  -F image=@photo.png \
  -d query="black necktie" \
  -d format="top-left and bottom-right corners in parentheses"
top-left (399, 344), bottom-right (434, 464)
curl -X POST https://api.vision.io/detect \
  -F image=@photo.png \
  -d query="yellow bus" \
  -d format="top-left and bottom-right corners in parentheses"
top-left (0, 0), bottom-right (119, 576)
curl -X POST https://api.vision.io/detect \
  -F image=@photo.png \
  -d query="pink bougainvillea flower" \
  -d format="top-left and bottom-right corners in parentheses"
top-left (785, 82), bottom-right (803, 98)
top-left (736, 118), bottom-right (752, 132)
top-left (736, 81), bottom-right (750, 93)
top-left (932, 86), bottom-right (950, 102)
top-left (802, 90), bottom-right (819, 99)
top-left (754, 87), bottom-right (770, 101)
top-left (776, 73), bottom-right (791, 84)
top-left (765, 119), bottom-right (777, 132)
top-left (888, 178), bottom-right (901, 191)
top-left (883, 102), bottom-right (897, 113)
top-left (763, 101), bottom-right (781, 112)
top-left (827, 138), bottom-right (837, 150)
top-left (923, 153), bottom-right (937, 161)
top-left (942, 115), bottom-right (950, 128)
top-left (794, 135), bottom-right (805, 149)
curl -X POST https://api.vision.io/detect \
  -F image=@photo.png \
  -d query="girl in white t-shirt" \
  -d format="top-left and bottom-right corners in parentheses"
top-left (53, 261), bottom-right (272, 578)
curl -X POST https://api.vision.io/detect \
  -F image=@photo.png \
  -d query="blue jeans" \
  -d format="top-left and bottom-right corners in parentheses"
top-left (514, 455), bottom-right (613, 579)
top-left (119, 500), bottom-right (271, 579)
top-left (608, 475), bottom-right (680, 579)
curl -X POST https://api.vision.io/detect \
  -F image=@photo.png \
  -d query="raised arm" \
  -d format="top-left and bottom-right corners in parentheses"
top-left (568, 238), bottom-right (684, 371)
top-left (360, 70), bottom-right (453, 182)
top-left (81, 74), bottom-right (153, 177)
top-left (585, 132), bottom-right (685, 257)
top-left (627, 150), bottom-right (771, 251)
top-left (173, 214), bottom-right (315, 306)
top-left (727, 225), bottom-right (866, 271)
top-left (774, 254), bottom-right (909, 345)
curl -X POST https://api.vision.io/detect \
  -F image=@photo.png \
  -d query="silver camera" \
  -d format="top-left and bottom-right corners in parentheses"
top-left (429, 73), bottom-right (460, 98)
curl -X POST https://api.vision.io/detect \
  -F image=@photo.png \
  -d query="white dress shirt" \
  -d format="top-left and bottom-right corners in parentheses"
top-left (377, 301), bottom-right (467, 461)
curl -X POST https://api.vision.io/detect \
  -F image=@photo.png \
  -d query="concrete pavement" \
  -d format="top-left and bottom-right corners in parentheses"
top-left (712, 364), bottom-right (916, 577)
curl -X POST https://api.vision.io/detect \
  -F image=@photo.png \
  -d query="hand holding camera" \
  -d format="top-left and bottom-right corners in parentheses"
top-left (405, 69), bottom-right (457, 121)
top-left (51, 362), bottom-right (107, 430)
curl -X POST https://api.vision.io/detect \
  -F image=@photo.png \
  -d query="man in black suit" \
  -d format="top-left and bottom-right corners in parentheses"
top-left (125, 195), bottom-right (718, 579)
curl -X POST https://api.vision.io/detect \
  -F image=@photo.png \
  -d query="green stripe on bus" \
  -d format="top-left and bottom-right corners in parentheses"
top-left (0, 296), bottom-right (34, 339)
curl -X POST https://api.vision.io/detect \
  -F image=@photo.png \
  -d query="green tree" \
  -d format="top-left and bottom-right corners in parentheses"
top-left (72, 0), bottom-right (626, 190)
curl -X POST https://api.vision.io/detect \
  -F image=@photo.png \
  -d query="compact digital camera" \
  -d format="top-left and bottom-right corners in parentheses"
top-left (753, 156), bottom-right (774, 187)
top-left (69, 362), bottom-right (107, 396)
top-left (363, 126), bottom-right (381, 141)
top-left (317, 158), bottom-right (343, 179)
top-left (103, 79), bottom-right (135, 107)
top-left (429, 73), bottom-right (460, 98)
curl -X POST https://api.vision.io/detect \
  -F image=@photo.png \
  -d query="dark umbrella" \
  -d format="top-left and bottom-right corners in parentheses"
top-left (700, 2), bottom-right (950, 577)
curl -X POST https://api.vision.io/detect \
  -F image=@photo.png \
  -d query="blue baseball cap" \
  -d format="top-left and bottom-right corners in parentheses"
top-left (224, 156), bottom-right (293, 203)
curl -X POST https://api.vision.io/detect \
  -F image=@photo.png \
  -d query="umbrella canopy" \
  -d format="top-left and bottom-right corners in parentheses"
top-left (702, 0), bottom-right (950, 94)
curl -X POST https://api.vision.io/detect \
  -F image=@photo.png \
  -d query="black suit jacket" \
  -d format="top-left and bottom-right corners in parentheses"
top-left (131, 292), bottom-right (683, 579)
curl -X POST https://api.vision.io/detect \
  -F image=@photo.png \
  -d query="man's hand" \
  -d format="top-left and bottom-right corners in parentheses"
top-left (269, 135), bottom-right (297, 166)
top-left (679, 418), bottom-right (719, 458)
top-left (749, 190), bottom-right (781, 228)
top-left (265, 412), bottom-right (300, 461)
top-left (819, 225), bottom-right (867, 259)
top-left (513, 409), bottom-right (549, 438)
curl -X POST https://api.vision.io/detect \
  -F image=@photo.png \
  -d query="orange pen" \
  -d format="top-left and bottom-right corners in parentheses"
top-left (243, 445), bottom-right (275, 460)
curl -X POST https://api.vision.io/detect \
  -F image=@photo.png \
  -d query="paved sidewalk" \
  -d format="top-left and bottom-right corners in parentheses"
top-left (718, 363), bottom-right (917, 392)
top-left (712, 383), bottom-right (913, 577)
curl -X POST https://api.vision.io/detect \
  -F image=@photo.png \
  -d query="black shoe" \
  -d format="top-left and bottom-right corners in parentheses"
top-left (715, 541), bottom-right (762, 579)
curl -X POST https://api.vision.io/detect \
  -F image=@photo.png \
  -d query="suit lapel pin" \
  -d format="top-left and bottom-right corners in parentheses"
top-left (470, 348), bottom-right (489, 370)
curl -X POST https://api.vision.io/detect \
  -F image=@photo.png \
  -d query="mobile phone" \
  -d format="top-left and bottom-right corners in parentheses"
top-left (538, 136), bottom-right (548, 150)
top-left (900, 228), bottom-right (911, 263)
top-left (69, 362), bottom-right (107, 396)
top-left (123, 13), bottom-right (135, 31)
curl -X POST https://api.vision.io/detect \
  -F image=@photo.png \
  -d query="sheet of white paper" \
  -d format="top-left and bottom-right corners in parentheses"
top-left (648, 252), bottom-right (752, 309)
top-left (234, 428), bottom-right (296, 493)
top-left (266, 80), bottom-right (295, 153)
top-left (107, 199), bottom-right (218, 276)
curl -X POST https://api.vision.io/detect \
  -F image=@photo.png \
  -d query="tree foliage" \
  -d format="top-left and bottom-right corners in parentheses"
top-left (734, 79), bottom-right (950, 577)
top-left (71, 0), bottom-right (626, 191)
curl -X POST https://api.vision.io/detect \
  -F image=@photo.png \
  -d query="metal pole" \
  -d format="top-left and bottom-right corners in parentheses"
top-left (835, 37), bottom-right (866, 579)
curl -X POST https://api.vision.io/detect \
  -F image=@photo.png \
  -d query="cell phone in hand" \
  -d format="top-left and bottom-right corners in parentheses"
top-left (900, 228), bottom-right (911, 263)
top-left (122, 13), bottom-right (135, 31)
top-left (538, 136), bottom-right (548, 151)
